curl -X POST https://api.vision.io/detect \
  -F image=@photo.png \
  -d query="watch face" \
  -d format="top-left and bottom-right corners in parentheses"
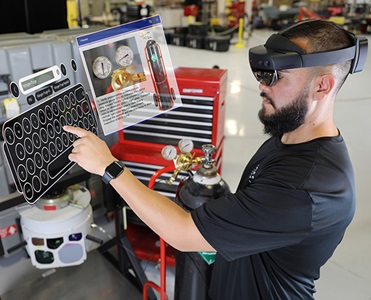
top-left (107, 161), bottom-right (124, 178)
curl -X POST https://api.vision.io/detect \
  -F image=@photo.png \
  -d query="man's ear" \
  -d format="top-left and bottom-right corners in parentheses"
top-left (314, 74), bottom-right (335, 100)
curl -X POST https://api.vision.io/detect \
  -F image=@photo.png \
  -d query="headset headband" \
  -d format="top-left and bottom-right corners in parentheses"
top-left (249, 22), bottom-right (368, 74)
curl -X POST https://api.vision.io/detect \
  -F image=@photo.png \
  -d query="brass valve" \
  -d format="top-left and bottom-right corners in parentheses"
top-left (111, 66), bottom-right (146, 90)
top-left (166, 153), bottom-right (202, 184)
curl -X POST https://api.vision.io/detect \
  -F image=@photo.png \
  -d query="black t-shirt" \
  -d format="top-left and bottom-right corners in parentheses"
top-left (192, 135), bottom-right (355, 299)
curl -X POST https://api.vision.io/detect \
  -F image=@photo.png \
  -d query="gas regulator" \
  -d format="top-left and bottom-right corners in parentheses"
top-left (161, 139), bottom-right (218, 184)
top-left (162, 139), bottom-right (230, 300)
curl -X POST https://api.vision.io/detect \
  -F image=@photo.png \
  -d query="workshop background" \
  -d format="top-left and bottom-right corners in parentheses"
top-left (0, 0), bottom-right (371, 299)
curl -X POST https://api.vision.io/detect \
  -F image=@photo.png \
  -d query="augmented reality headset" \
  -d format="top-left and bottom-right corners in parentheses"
top-left (249, 22), bottom-right (368, 86)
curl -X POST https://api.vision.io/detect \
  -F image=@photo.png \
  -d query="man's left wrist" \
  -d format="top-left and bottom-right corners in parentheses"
top-left (102, 161), bottom-right (125, 185)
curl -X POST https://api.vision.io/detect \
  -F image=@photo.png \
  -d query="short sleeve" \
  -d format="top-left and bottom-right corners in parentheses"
top-left (191, 182), bottom-right (313, 261)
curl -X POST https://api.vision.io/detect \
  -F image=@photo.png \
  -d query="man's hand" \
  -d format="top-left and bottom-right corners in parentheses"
top-left (63, 126), bottom-right (116, 176)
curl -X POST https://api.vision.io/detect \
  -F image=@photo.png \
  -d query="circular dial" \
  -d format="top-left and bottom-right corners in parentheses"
top-left (178, 139), bottom-right (194, 153)
top-left (115, 45), bottom-right (134, 67)
top-left (92, 56), bottom-right (112, 79)
top-left (162, 145), bottom-right (177, 160)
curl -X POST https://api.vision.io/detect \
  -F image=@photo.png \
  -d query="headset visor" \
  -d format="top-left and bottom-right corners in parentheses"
top-left (252, 69), bottom-right (278, 86)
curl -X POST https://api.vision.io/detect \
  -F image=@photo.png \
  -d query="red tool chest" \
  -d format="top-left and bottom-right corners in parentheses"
top-left (109, 66), bottom-right (228, 264)
top-left (110, 66), bottom-right (228, 175)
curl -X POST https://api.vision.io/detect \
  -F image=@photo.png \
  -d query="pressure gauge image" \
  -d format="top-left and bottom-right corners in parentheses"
top-left (115, 45), bottom-right (134, 67)
top-left (92, 56), bottom-right (112, 79)
top-left (179, 139), bottom-right (194, 153)
top-left (162, 145), bottom-right (177, 161)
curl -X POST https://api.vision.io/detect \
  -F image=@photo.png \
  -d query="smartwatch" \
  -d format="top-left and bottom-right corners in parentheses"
top-left (102, 161), bottom-right (125, 185)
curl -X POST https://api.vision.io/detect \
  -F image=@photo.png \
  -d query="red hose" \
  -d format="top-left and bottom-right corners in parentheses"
top-left (143, 165), bottom-right (175, 300)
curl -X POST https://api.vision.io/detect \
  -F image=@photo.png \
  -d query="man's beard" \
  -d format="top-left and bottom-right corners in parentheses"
top-left (258, 89), bottom-right (309, 137)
